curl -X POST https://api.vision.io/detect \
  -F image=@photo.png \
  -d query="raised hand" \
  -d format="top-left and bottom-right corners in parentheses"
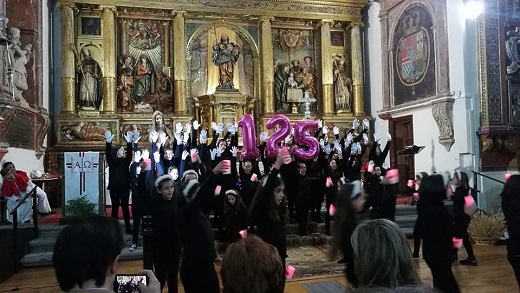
top-left (175, 122), bottom-right (183, 134)
top-left (149, 131), bottom-right (159, 143)
top-left (216, 148), bottom-right (223, 157)
top-left (216, 123), bottom-right (224, 134)
top-left (159, 133), bottom-right (167, 145)
top-left (211, 122), bottom-right (218, 131)
top-left (132, 132), bottom-right (141, 143)
top-left (124, 131), bottom-right (133, 143)
top-left (334, 139), bottom-right (341, 152)
top-left (183, 131), bottom-right (190, 143)
top-left (231, 146), bottom-right (238, 157)
top-left (316, 119), bottom-right (323, 129)
top-left (325, 144), bottom-right (332, 155)
top-left (363, 119), bottom-right (370, 130)
top-left (362, 133), bottom-right (369, 145)
top-left (133, 150), bottom-right (142, 163)
top-left (260, 131), bottom-right (268, 143)
top-left (200, 129), bottom-right (208, 144)
top-left (105, 131), bottom-right (114, 143)
top-left (181, 150), bottom-right (189, 160)
top-left (374, 133), bottom-right (381, 142)
top-left (352, 119), bottom-right (360, 130)
top-left (319, 138), bottom-right (326, 149)
top-left (322, 125), bottom-right (329, 134)
top-left (153, 152), bottom-right (161, 163)
top-left (184, 123), bottom-right (192, 134)
top-left (174, 133), bottom-right (182, 145)
top-left (192, 120), bottom-right (200, 130)
top-left (210, 148), bottom-right (218, 160)
top-left (227, 123), bottom-right (236, 134)
top-left (333, 126), bottom-right (340, 135)
top-left (386, 133), bottom-right (392, 142)
top-left (346, 133), bottom-right (353, 145)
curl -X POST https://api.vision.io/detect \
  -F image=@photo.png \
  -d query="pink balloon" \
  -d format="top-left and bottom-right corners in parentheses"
top-left (266, 114), bottom-right (291, 158)
top-left (238, 114), bottom-right (260, 159)
top-left (285, 266), bottom-right (296, 279)
top-left (292, 121), bottom-right (319, 160)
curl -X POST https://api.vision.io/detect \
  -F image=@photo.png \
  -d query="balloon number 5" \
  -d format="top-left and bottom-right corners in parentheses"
top-left (292, 121), bottom-right (319, 160)
top-left (266, 114), bottom-right (291, 158)
top-left (238, 114), bottom-right (260, 159)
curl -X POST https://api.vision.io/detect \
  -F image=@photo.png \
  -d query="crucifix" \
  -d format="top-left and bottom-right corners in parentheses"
top-left (300, 91), bottom-right (316, 120)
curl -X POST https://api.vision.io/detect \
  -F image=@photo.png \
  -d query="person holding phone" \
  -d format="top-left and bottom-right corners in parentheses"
top-left (52, 215), bottom-right (161, 292)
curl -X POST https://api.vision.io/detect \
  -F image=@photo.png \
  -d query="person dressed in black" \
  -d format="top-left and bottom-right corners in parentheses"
top-left (501, 174), bottom-right (520, 290)
top-left (177, 159), bottom-right (227, 293)
top-left (411, 172), bottom-right (429, 258)
top-left (224, 189), bottom-right (248, 244)
top-left (419, 174), bottom-right (460, 293)
top-left (294, 162), bottom-right (311, 236)
top-left (105, 130), bottom-right (133, 234)
top-left (138, 170), bottom-right (180, 293)
top-left (129, 137), bottom-right (145, 251)
top-left (451, 170), bottom-right (477, 265)
top-left (250, 151), bottom-right (288, 288)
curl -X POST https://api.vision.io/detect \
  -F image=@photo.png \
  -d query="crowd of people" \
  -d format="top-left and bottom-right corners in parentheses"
top-left (48, 114), bottom-right (520, 292)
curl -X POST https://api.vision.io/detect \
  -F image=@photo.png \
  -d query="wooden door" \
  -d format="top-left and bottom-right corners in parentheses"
top-left (389, 116), bottom-right (415, 194)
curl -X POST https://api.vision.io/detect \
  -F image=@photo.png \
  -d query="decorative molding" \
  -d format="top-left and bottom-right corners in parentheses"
top-left (431, 97), bottom-right (455, 151)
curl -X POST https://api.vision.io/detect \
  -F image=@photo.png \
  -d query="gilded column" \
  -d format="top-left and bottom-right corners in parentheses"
top-left (163, 22), bottom-right (170, 73)
top-left (173, 11), bottom-right (187, 114)
top-left (100, 5), bottom-right (117, 113)
top-left (320, 20), bottom-right (334, 114)
top-left (260, 16), bottom-right (275, 114)
top-left (59, 3), bottom-right (76, 113)
top-left (351, 22), bottom-right (365, 115)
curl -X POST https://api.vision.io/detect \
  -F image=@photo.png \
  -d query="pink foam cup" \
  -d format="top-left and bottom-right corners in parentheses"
top-left (239, 230), bottom-right (247, 239)
top-left (250, 173), bottom-right (258, 182)
top-left (214, 185), bottom-right (222, 196)
top-left (285, 266), bottom-right (295, 279)
top-left (221, 160), bottom-right (231, 174)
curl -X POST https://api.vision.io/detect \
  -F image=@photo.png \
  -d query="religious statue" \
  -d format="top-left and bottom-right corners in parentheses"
top-left (302, 56), bottom-right (315, 75)
top-left (134, 54), bottom-right (154, 111)
top-left (333, 55), bottom-right (353, 111)
top-left (274, 63), bottom-right (290, 113)
top-left (75, 47), bottom-right (103, 110)
top-left (117, 55), bottom-right (135, 112)
top-left (7, 26), bottom-right (32, 105)
top-left (149, 73), bottom-right (173, 112)
top-left (149, 111), bottom-right (173, 143)
top-left (64, 122), bottom-right (106, 141)
top-left (212, 34), bottom-right (240, 90)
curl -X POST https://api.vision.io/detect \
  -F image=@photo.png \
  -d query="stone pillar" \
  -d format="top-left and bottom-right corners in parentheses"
top-left (260, 16), bottom-right (275, 114)
top-left (100, 5), bottom-right (117, 113)
top-left (59, 3), bottom-right (76, 113)
top-left (320, 20), bottom-right (334, 115)
top-left (351, 22), bottom-right (365, 115)
top-left (173, 11), bottom-right (187, 115)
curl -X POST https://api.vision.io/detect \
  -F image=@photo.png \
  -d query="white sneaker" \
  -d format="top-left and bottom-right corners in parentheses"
top-left (129, 244), bottom-right (137, 251)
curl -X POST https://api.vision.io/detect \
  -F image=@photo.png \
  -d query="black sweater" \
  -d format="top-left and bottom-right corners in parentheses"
top-left (251, 167), bottom-right (287, 260)
top-left (106, 142), bottom-right (132, 192)
top-left (420, 201), bottom-right (454, 263)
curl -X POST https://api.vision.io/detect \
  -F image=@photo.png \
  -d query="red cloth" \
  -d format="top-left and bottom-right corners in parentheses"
top-left (2, 171), bottom-right (29, 197)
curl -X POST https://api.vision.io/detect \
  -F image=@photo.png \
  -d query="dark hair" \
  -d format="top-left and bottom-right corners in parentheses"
top-left (0, 167), bottom-right (10, 177)
top-left (2, 161), bottom-right (13, 169)
top-left (168, 166), bottom-right (179, 174)
top-left (454, 170), bottom-right (469, 189)
top-left (501, 174), bottom-right (520, 218)
top-left (53, 216), bottom-right (124, 291)
top-left (250, 175), bottom-right (288, 224)
top-left (329, 183), bottom-right (362, 259)
top-left (221, 235), bottom-right (284, 293)
top-left (224, 189), bottom-right (246, 214)
top-left (419, 174), bottom-right (446, 204)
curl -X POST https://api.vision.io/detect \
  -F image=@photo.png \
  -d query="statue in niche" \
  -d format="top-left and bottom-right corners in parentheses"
top-left (274, 63), bottom-right (290, 113)
top-left (149, 72), bottom-right (173, 112)
top-left (333, 55), bottom-right (353, 111)
top-left (148, 111), bottom-right (173, 144)
top-left (302, 56), bottom-right (315, 75)
top-left (7, 26), bottom-right (32, 105)
top-left (126, 20), bottom-right (163, 78)
top-left (133, 54), bottom-right (154, 112)
top-left (117, 54), bottom-right (135, 112)
top-left (212, 34), bottom-right (240, 90)
top-left (75, 47), bottom-right (103, 110)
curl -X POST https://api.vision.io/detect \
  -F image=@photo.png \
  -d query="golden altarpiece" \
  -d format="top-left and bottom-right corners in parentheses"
top-left (49, 0), bottom-right (371, 169)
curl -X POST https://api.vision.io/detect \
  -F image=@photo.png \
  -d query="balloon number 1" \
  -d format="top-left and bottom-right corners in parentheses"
top-left (240, 114), bottom-right (320, 160)
top-left (237, 114), bottom-right (260, 159)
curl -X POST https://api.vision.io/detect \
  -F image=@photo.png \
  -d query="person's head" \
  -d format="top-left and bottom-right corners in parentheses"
top-left (221, 235), bottom-right (284, 293)
top-left (225, 189), bottom-right (244, 210)
top-left (2, 161), bottom-right (14, 171)
top-left (419, 174), bottom-right (447, 204)
top-left (501, 174), bottom-right (520, 216)
top-left (182, 169), bottom-right (199, 182)
top-left (303, 66), bottom-right (309, 75)
top-left (452, 170), bottom-right (469, 189)
top-left (123, 55), bottom-right (132, 66)
top-left (243, 160), bottom-right (253, 174)
top-left (251, 175), bottom-right (287, 223)
top-left (141, 148), bottom-right (150, 159)
top-left (0, 166), bottom-right (14, 180)
top-left (329, 158), bottom-right (338, 170)
top-left (116, 145), bottom-right (125, 158)
top-left (81, 47), bottom-right (91, 58)
top-left (218, 139), bottom-right (227, 151)
top-left (164, 148), bottom-right (174, 161)
top-left (297, 162), bottom-right (307, 176)
top-left (352, 219), bottom-right (419, 288)
top-left (415, 172), bottom-right (428, 191)
top-left (152, 111), bottom-right (164, 126)
top-left (291, 59), bottom-right (300, 67)
top-left (304, 56), bottom-right (312, 65)
top-left (221, 34), bottom-right (229, 43)
top-left (53, 216), bottom-right (124, 292)
top-left (140, 54), bottom-right (147, 63)
top-left (289, 72), bottom-right (294, 79)
top-left (155, 174), bottom-right (175, 200)
top-left (180, 172), bottom-right (200, 203)
top-left (168, 166), bottom-right (179, 180)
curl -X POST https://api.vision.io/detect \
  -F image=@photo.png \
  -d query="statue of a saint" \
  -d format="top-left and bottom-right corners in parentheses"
top-left (76, 47), bottom-right (103, 110)
top-left (150, 73), bottom-right (173, 112)
top-left (117, 55), bottom-right (135, 112)
top-left (212, 34), bottom-right (240, 90)
top-left (333, 55), bottom-right (353, 111)
top-left (7, 27), bottom-right (32, 105)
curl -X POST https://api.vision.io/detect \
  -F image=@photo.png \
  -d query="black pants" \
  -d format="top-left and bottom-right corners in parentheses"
top-left (412, 217), bottom-right (422, 255)
top-left (425, 259), bottom-right (460, 293)
top-left (131, 189), bottom-right (144, 245)
top-left (153, 246), bottom-right (180, 293)
top-left (180, 258), bottom-right (219, 293)
top-left (508, 253), bottom-right (520, 290)
top-left (454, 216), bottom-right (475, 259)
top-left (295, 202), bottom-right (309, 236)
top-left (110, 189), bottom-right (131, 232)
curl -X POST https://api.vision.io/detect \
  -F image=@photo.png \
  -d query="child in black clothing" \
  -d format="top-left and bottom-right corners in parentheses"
top-left (224, 189), bottom-right (248, 244)
top-left (177, 159), bottom-right (227, 293)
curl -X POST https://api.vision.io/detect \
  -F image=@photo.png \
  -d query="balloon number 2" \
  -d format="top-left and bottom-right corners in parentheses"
top-left (266, 114), bottom-right (291, 158)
